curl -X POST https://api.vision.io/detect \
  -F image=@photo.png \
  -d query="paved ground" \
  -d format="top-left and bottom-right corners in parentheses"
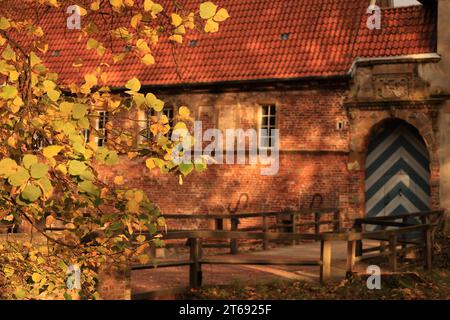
top-left (131, 240), bottom-right (377, 295)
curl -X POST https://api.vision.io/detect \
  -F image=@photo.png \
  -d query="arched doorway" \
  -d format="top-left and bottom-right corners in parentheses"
top-left (365, 119), bottom-right (431, 218)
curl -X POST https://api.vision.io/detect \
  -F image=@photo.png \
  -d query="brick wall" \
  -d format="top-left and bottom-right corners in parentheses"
top-left (97, 85), bottom-right (356, 230)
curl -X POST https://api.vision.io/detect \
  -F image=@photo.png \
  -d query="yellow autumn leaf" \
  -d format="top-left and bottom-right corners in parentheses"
top-left (76, 5), bottom-right (87, 16)
top-left (199, 1), bottom-right (217, 20)
top-left (32, 273), bottom-right (42, 283)
top-left (136, 39), bottom-right (150, 53)
top-left (84, 74), bottom-right (98, 87)
top-left (109, 0), bottom-right (123, 8)
top-left (175, 25), bottom-right (186, 35)
top-left (178, 106), bottom-right (190, 117)
top-left (43, 80), bottom-right (56, 92)
top-left (144, 0), bottom-right (163, 15)
top-left (125, 77), bottom-right (141, 92)
top-left (114, 176), bottom-right (124, 185)
top-left (9, 70), bottom-right (19, 81)
top-left (169, 34), bottom-right (183, 44)
top-left (131, 14), bottom-right (142, 28)
top-left (7, 136), bottom-right (17, 147)
top-left (136, 234), bottom-right (146, 242)
top-left (143, 0), bottom-right (153, 11)
top-left (47, 89), bottom-right (60, 102)
top-left (90, 1), bottom-right (100, 10)
top-left (205, 18), bottom-right (219, 33)
top-left (214, 8), bottom-right (230, 22)
top-left (96, 45), bottom-right (106, 56)
top-left (43, 145), bottom-right (63, 159)
top-left (2, 45), bottom-right (15, 60)
top-left (184, 13), bottom-right (195, 29)
top-left (171, 13), bottom-right (183, 27)
top-left (86, 38), bottom-right (99, 50)
top-left (0, 17), bottom-right (10, 30)
top-left (145, 158), bottom-right (155, 169)
top-left (141, 54), bottom-right (155, 65)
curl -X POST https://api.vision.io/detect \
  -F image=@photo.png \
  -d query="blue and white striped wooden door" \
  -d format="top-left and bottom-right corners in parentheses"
top-left (365, 122), bottom-right (430, 219)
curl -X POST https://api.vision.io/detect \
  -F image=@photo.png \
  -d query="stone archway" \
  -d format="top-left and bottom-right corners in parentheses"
top-left (364, 118), bottom-right (431, 218)
top-left (346, 108), bottom-right (440, 221)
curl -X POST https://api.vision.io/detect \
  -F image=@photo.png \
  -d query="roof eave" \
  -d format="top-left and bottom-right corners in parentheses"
top-left (108, 74), bottom-right (351, 93)
top-left (347, 52), bottom-right (441, 77)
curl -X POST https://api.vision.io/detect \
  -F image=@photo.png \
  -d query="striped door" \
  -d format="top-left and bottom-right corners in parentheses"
top-left (365, 121), bottom-right (430, 219)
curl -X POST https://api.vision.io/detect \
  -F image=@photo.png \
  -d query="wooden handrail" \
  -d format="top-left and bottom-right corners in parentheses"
top-left (163, 208), bottom-right (340, 220)
top-left (354, 210), bottom-right (445, 222)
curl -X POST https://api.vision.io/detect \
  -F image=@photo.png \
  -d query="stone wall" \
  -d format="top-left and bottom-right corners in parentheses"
top-left (419, 0), bottom-right (450, 223)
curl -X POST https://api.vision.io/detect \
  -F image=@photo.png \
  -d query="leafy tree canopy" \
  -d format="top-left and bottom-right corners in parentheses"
top-left (0, 0), bottom-right (228, 299)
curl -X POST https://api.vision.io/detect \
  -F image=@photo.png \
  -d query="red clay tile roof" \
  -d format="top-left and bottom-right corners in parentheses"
top-left (11, 0), bottom-right (438, 87)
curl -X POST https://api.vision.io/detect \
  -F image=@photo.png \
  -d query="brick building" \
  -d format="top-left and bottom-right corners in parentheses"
top-left (14, 0), bottom-right (450, 228)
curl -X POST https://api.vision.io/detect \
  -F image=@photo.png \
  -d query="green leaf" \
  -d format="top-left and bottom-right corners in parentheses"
top-left (64, 292), bottom-right (73, 300)
top-left (79, 169), bottom-right (95, 181)
top-left (62, 122), bottom-right (76, 135)
top-left (14, 288), bottom-right (26, 300)
top-left (1, 85), bottom-right (18, 100)
top-left (37, 177), bottom-right (53, 196)
top-left (78, 180), bottom-right (100, 196)
top-left (59, 102), bottom-right (73, 116)
top-left (22, 155), bottom-right (38, 169)
top-left (105, 151), bottom-right (119, 165)
top-left (47, 89), bottom-right (60, 102)
top-left (78, 116), bottom-right (90, 129)
top-left (195, 162), bottom-right (207, 172)
top-left (58, 260), bottom-right (68, 272)
top-left (21, 184), bottom-right (42, 202)
top-left (30, 163), bottom-right (49, 179)
top-left (72, 104), bottom-right (88, 120)
top-left (68, 160), bottom-right (87, 176)
top-left (0, 17), bottom-right (11, 30)
top-left (86, 38), bottom-right (99, 50)
top-left (8, 167), bottom-right (30, 186)
top-left (179, 163), bottom-right (194, 176)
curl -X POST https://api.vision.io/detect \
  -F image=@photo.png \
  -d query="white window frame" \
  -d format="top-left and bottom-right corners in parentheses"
top-left (95, 111), bottom-right (109, 147)
top-left (258, 104), bottom-right (277, 150)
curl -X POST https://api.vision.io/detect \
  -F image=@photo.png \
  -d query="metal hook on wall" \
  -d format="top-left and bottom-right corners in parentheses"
top-left (309, 193), bottom-right (323, 209)
top-left (228, 193), bottom-right (249, 214)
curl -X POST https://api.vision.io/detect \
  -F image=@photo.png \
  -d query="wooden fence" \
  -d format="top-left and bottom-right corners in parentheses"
top-left (163, 208), bottom-right (341, 254)
top-left (131, 210), bottom-right (446, 300)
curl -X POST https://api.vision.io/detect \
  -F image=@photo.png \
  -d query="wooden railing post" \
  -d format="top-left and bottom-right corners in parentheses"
top-left (354, 220), bottom-right (363, 257)
top-left (291, 212), bottom-right (296, 246)
top-left (262, 215), bottom-right (269, 250)
top-left (389, 234), bottom-right (397, 272)
top-left (314, 212), bottom-right (320, 234)
top-left (230, 217), bottom-right (239, 254)
top-left (346, 240), bottom-right (356, 277)
top-left (424, 225), bottom-right (432, 270)
top-left (334, 210), bottom-right (341, 233)
top-left (399, 216), bottom-right (408, 262)
top-left (320, 240), bottom-right (331, 284)
top-left (189, 238), bottom-right (202, 289)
